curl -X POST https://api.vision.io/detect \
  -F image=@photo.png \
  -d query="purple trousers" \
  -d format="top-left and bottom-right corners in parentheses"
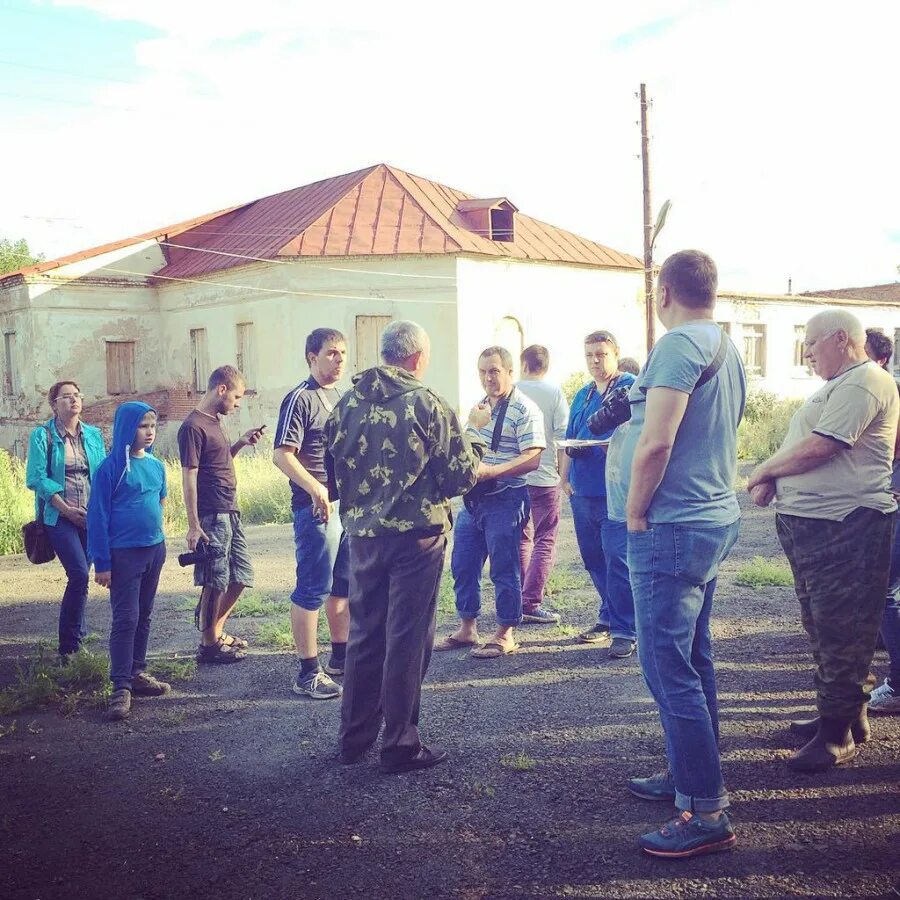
top-left (518, 485), bottom-right (562, 613)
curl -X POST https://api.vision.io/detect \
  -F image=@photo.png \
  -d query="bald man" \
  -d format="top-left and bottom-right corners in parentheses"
top-left (749, 309), bottom-right (899, 772)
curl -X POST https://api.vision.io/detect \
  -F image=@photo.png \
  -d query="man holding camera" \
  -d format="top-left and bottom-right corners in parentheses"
top-left (605, 250), bottom-right (745, 858)
top-left (178, 365), bottom-right (263, 664)
top-left (559, 331), bottom-right (637, 657)
top-left (436, 346), bottom-right (545, 659)
top-left (273, 328), bottom-right (349, 700)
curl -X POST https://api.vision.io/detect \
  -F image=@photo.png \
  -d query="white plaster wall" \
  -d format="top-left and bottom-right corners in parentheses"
top-left (454, 256), bottom-right (644, 408)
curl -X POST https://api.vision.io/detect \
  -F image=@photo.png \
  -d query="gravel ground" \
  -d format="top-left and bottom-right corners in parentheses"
top-left (1, 490), bottom-right (899, 900)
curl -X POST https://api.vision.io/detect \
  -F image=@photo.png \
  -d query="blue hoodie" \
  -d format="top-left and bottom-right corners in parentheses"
top-left (87, 401), bottom-right (167, 572)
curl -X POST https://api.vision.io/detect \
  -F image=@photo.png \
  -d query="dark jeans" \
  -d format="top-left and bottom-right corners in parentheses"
top-left (882, 517), bottom-right (900, 684)
top-left (46, 518), bottom-right (89, 655)
top-left (629, 520), bottom-right (739, 814)
top-left (109, 542), bottom-right (167, 691)
top-left (777, 507), bottom-right (895, 717)
top-left (340, 533), bottom-right (446, 766)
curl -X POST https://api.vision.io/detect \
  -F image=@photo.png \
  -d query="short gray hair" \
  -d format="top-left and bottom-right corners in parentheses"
top-left (381, 320), bottom-right (430, 364)
top-left (807, 309), bottom-right (865, 347)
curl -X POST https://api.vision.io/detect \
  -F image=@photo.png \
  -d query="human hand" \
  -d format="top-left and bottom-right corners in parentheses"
top-left (67, 506), bottom-right (87, 529)
top-left (241, 425), bottom-right (265, 447)
top-left (627, 515), bottom-right (648, 532)
top-left (562, 481), bottom-right (574, 498)
top-left (749, 482), bottom-right (776, 507)
top-left (94, 570), bottom-right (112, 589)
top-left (186, 525), bottom-right (209, 551)
top-left (468, 403), bottom-right (491, 430)
top-left (309, 481), bottom-right (332, 522)
top-left (747, 465), bottom-right (769, 492)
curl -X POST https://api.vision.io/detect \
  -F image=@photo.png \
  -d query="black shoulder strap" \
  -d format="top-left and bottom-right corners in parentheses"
top-left (490, 395), bottom-right (511, 453)
top-left (695, 328), bottom-right (729, 390)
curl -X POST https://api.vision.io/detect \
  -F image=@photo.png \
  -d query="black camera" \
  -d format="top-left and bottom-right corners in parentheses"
top-left (565, 445), bottom-right (592, 459)
top-left (177, 541), bottom-right (225, 567)
top-left (587, 385), bottom-right (632, 436)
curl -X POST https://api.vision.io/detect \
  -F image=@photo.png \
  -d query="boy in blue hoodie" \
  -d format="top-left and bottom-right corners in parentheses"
top-left (87, 401), bottom-right (170, 722)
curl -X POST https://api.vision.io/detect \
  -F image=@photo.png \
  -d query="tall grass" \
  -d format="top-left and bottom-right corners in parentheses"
top-left (0, 451), bottom-right (35, 555)
top-left (737, 389), bottom-right (803, 461)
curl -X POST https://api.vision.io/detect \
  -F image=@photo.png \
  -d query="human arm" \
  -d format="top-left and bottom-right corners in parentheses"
top-left (273, 446), bottom-right (332, 521)
top-left (86, 464), bottom-right (113, 583)
top-left (231, 426), bottom-right (264, 457)
top-left (477, 448), bottom-right (542, 482)
top-left (624, 387), bottom-right (689, 531)
top-left (747, 434), bottom-right (843, 491)
top-left (24, 426), bottom-right (85, 524)
top-left (181, 466), bottom-right (208, 550)
top-left (428, 401), bottom-right (488, 498)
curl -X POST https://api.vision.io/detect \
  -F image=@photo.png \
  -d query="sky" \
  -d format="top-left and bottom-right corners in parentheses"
top-left (1, 0), bottom-right (898, 294)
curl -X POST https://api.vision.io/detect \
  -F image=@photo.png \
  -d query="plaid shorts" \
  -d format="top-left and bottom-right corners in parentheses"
top-left (194, 512), bottom-right (254, 592)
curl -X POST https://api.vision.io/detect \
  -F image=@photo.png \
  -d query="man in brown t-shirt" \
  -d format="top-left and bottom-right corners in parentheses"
top-left (177, 365), bottom-right (264, 663)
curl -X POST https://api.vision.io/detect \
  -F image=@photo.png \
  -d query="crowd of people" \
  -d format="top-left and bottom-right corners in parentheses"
top-left (23, 249), bottom-right (899, 859)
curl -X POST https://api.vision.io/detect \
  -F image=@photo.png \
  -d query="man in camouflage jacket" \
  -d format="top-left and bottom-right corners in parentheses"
top-left (324, 320), bottom-right (488, 774)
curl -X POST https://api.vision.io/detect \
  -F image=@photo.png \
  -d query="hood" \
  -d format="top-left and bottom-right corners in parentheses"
top-left (351, 366), bottom-right (422, 402)
top-left (108, 400), bottom-right (157, 489)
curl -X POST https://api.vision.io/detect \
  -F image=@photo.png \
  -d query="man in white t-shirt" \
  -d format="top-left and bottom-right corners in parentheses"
top-left (749, 309), bottom-right (899, 773)
top-left (516, 345), bottom-right (569, 625)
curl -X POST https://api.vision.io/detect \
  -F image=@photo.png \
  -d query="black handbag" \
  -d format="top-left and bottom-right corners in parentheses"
top-left (22, 426), bottom-right (56, 565)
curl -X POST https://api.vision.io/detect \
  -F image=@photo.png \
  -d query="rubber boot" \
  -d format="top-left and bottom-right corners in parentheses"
top-left (786, 716), bottom-right (857, 772)
top-left (789, 706), bottom-right (870, 744)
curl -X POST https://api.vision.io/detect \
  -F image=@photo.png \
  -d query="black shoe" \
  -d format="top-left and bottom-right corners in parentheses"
top-left (789, 707), bottom-right (870, 744)
top-left (379, 745), bottom-right (448, 774)
top-left (787, 716), bottom-right (856, 772)
top-left (336, 746), bottom-right (372, 765)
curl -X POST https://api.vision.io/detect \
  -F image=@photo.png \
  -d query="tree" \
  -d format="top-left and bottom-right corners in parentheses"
top-left (0, 237), bottom-right (44, 276)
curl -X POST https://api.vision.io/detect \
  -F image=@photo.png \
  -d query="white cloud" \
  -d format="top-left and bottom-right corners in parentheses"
top-left (3, 0), bottom-right (898, 293)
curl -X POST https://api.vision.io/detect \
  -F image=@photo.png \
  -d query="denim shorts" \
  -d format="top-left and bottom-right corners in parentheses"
top-left (194, 512), bottom-right (254, 592)
top-left (291, 503), bottom-right (349, 610)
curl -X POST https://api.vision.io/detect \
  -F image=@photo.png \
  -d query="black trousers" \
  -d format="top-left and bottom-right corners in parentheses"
top-left (339, 532), bottom-right (446, 764)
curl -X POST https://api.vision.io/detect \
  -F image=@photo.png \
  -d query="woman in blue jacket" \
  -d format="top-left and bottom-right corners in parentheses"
top-left (25, 380), bottom-right (106, 656)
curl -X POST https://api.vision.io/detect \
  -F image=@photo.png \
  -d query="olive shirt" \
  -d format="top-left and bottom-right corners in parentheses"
top-left (324, 366), bottom-right (486, 537)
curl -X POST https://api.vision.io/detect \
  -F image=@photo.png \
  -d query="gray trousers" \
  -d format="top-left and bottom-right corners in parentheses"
top-left (339, 532), bottom-right (446, 764)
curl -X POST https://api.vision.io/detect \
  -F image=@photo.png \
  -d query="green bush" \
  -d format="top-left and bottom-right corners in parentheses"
top-left (737, 389), bottom-right (803, 461)
top-left (0, 451), bottom-right (34, 555)
top-left (561, 371), bottom-right (590, 405)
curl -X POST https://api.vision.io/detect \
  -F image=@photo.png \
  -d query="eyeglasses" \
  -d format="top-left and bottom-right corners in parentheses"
top-left (55, 393), bottom-right (83, 402)
top-left (802, 330), bottom-right (837, 352)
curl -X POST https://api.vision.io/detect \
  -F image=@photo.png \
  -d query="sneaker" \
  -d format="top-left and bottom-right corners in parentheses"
top-left (578, 624), bottom-right (612, 645)
top-left (380, 744), bottom-right (448, 774)
top-left (639, 810), bottom-right (736, 859)
top-left (324, 655), bottom-right (345, 676)
top-left (293, 668), bottom-right (342, 700)
top-left (869, 678), bottom-right (900, 715)
top-left (107, 688), bottom-right (132, 722)
top-left (521, 607), bottom-right (562, 625)
top-left (610, 637), bottom-right (637, 658)
top-left (628, 770), bottom-right (676, 801)
top-left (131, 672), bottom-right (172, 697)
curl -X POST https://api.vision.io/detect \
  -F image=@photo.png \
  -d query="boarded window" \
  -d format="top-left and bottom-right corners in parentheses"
top-left (190, 328), bottom-right (209, 392)
top-left (235, 322), bottom-right (255, 389)
top-left (793, 325), bottom-right (807, 367)
top-left (106, 341), bottom-right (135, 395)
top-left (355, 315), bottom-right (393, 373)
top-left (3, 331), bottom-right (16, 395)
top-left (741, 324), bottom-right (766, 377)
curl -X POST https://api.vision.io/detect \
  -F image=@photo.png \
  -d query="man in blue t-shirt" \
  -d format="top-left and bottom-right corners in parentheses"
top-left (605, 250), bottom-right (746, 859)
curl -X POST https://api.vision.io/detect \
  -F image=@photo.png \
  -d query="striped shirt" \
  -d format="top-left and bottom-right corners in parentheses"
top-left (56, 420), bottom-right (90, 511)
top-left (470, 387), bottom-right (546, 490)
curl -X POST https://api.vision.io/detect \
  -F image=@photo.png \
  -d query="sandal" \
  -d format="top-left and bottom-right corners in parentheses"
top-left (433, 635), bottom-right (478, 652)
top-left (221, 633), bottom-right (249, 649)
top-left (197, 638), bottom-right (247, 664)
top-left (470, 641), bottom-right (519, 659)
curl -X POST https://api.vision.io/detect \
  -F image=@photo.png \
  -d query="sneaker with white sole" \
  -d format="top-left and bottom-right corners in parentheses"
top-left (869, 678), bottom-right (900, 715)
top-left (521, 607), bottom-right (561, 625)
top-left (578, 624), bottom-right (612, 645)
top-left (293, 668), bottom-right (342, 700)
top-left (324, 656), bottom-right (345, 676)
top-left (610, 637), bottom-right (637, 658)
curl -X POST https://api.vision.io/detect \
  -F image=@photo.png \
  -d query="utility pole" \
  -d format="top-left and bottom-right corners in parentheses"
top-left (640, 83), bottom-right (655, 352)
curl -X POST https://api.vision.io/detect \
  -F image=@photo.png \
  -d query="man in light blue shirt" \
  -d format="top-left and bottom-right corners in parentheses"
top-left (606, 250), bottom-right (746, 859)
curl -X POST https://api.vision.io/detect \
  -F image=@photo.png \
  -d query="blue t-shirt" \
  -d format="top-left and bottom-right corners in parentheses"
top-left (566, 373), bottom-right (636, 497)
top-left (109, 455), bottom-right (167, 550)
top-left (606, 321), bottom-right (746, 524)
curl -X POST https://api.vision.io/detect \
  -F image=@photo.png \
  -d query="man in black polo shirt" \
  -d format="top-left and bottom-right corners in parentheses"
top-left (273, 328), bottom-right (349, 699)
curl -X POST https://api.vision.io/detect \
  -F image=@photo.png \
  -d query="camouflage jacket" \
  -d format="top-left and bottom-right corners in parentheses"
top-left (324, 366), bottom-right (486, 537)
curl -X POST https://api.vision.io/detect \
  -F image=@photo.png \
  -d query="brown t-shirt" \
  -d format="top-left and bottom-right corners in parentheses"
top-left (177, 411), bottom-right (237, 515)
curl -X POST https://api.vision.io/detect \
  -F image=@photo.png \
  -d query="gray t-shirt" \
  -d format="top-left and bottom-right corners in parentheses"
top-left (515, 379), bottom-right (568, 487)
top-left (606, 320), bottom-right (746, 525)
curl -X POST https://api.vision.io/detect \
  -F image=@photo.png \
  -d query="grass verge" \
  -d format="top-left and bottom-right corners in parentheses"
top-left (734, 556), bottom-right (794, 588)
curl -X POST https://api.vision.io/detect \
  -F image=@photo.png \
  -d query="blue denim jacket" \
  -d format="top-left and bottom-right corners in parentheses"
top-left (25, 418), bottom-right (106, 526)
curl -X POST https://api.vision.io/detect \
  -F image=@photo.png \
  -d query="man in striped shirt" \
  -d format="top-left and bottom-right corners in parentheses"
top-left (435, 346), bottom-right (546, 659)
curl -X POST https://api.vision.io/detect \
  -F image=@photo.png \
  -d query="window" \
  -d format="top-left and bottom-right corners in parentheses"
top-left (235, 322), bottom-right (255, 389)
top-left (190, 328), bottom-right (209, 392)
top-left (490, 207), bottom-right (515, 242)
top-left (793, 325), bottom-right (807, 367)
top-left (741, 324), bottom-right (766, 377)
top-left (355, 315), bottom-right (393, 373)
top-left (3, 331), bottom-right (17, 395)
top-left (105, 341), bottom-right (135, 395)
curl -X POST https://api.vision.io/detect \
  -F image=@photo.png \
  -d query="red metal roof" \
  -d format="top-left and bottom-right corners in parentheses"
top-left (3, 164), bottom-right (642, 284)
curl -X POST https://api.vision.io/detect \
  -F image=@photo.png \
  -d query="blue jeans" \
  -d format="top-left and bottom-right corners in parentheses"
top-left (109, 542), bottom-right (167, 691)
top-left (570, 496), bottom-right (609, 628)
top-left (628, 520), bottom-right (740, 814)
top-left (46, 518), bottom-right (89, 655)
top-left (451, 488), bottom-right (528, 627)
top-left (290, 504), bottom-right (350, 610)
top-left (882, 519), bottom-right (900, 684)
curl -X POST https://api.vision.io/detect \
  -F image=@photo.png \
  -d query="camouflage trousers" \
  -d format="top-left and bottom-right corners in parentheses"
top-left (776, 507), bottom-right (895, 718)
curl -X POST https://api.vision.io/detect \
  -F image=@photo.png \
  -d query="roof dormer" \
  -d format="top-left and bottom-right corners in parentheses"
top-left (454, 198), bottom-right (518, 242)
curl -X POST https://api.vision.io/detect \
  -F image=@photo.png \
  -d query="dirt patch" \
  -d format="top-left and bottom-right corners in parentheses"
top-left (1, 489), bottom-right (899, 899)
